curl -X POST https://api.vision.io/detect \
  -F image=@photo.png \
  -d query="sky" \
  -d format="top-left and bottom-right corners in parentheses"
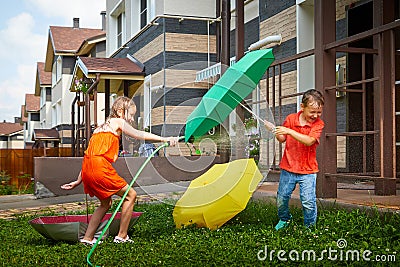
top-left (0, 0), bottom-right (106, 123)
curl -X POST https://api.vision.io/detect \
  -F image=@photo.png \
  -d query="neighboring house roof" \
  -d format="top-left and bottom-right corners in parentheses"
top-left (0, 122), bottom-right (23, 136)
top-left (32, 129), bottom-right (60, 141)
top-left (70, 55), bottom-right (146, 93)
top-left (78, 56), bottom-right (145, 76)
top-left (76, 33), bottom-right (106, 56)
top-left (20, 105), bottom-right (28, 123)
top-left (44, 22), bottom-right (105, 71)
top-left (35, 62), bottom-right (52, 96)
top-left (25, 94), bottom-right (40, 112)
top-left (50, 26), bottom-right (104, 52)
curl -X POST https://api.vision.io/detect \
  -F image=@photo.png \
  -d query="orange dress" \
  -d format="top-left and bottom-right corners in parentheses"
top-left (81, 132), bottom-right (127, 199)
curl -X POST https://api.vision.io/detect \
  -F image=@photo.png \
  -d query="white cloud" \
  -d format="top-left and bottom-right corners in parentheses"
top-left (0, 12), bottom-right (46, 122)
top-left (27, 0), bottom-right (106, 28)
top-left (0, 12), bottom-right (46, 63)
top-left (0, 0), bottom-right (107, 122)
top-left (0, 64), bottom-right (36, 122)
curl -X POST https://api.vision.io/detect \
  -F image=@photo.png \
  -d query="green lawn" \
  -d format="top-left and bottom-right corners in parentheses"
top-left (0, 201), bottom-right (399, 266)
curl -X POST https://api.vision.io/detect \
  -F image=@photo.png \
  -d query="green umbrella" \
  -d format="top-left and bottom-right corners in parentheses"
top-left (185, 49), bottom-right (274, 142)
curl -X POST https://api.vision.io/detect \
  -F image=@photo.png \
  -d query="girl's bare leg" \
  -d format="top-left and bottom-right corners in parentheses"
top-left (116, 185), bottom-right (137, 239)
top-left (82, 197), bottom-right (112, 241)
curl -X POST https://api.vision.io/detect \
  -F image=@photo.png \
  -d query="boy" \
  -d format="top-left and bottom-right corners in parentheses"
top-left (268, 89), bottom-right (324, 230)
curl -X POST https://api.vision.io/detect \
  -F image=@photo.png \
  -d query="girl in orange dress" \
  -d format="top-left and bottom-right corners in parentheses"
top-left (61, 96), bottom-right (178, 244)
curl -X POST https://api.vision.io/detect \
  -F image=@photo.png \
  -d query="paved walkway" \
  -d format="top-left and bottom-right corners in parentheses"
top-left (0, 181), bottom-right (399, 220)
top-left (0, 183), bottom-right (188, 220)
top-left (255, 182), bottom-right (400, 213)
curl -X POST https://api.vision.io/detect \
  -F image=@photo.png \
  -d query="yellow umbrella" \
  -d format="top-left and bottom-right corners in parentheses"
top-left (173, 158), bottom-right (263, 230)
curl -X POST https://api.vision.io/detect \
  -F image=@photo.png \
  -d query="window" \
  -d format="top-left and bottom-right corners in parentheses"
top-left (40, 87), bottom-right (52, 107)
top-left (56, 56), bottom-right (62, 82)
top-left (31, 113), bottom-right (40, 121)
top-left (140, 0), bottom-right (147, 28)
top-left (117, 13), bottom-right (123, 47)
top-left (46, 87), bottom-right (51, 102)
top-left (52, 61), bottom-right (56, 87)
top-left (40, 88), bottom-right (46, 107)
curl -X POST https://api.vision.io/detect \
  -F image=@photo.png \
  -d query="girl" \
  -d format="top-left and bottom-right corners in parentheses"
top-left (61, 96), bottom-right (179, 244)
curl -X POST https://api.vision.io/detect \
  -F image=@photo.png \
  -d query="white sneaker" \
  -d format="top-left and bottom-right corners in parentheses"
top-left (113, 235), bottom-right (134, 243)
top-left (79, 238), bottom-right (102, 246)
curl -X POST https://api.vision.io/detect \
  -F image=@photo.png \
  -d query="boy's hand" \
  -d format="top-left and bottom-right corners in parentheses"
top-left (273, 126), bottom-right (291, 135)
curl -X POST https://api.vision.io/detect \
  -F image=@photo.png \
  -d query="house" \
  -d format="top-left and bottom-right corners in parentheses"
top-left (35, 62), bottom-right (52, 129)
top-left (100, 0), bottom-right (399, 197)
top-left (43, 18), bottom-right (105, 147)
top-left (22, 94), bottom-right (40, 148)
top-left (0, 122), bottom-right (24, 149)
top-left (98, 0), bottom-right (219, 157)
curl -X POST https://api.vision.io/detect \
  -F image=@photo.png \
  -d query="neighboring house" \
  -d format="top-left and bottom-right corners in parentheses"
top-left (32, 128), bottom-right (60, 150)
top-left (69, 55), bottom-right (145, 156)
top-left (0, 122), bottom-right (24, 149)
top-left (23, 94), bottom-right (40, 148)
top-left (35, 62), bottom-right (52, 129)
top-left (43, 18), bottom-right (105, 147)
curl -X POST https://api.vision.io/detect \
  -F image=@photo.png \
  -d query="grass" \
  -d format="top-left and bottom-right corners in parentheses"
top-left (0, 200), bottom-right (399, 266)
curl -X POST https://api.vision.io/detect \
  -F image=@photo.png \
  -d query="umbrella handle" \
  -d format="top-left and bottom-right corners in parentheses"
top-left (238, 102), bottom-right (275, 131)
top-left (86, 141), bottom-right (170, 267)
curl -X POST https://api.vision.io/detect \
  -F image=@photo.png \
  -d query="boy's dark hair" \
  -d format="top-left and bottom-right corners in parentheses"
top-left (301, 89), bottom-right (324, 107)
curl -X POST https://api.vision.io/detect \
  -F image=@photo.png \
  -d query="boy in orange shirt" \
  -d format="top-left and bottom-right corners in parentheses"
top-left (267, 89), bottom-right (324, 230)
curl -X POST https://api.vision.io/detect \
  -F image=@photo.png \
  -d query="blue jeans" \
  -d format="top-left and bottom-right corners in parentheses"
top-left (276, 170), bottom-right (317, 226)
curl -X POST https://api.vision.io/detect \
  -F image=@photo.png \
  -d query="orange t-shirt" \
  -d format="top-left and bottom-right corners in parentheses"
top-left (81, 132), bottom-right (127, 199)
top-left (279, 111), bottom-right (324, 174)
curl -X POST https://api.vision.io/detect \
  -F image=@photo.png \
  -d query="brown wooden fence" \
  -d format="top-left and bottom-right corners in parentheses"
top-left (0, 148), bottom-right (72, 187)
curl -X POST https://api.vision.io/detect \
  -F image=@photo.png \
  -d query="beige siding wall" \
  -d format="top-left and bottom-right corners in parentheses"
top-left (133, 33), bottom-right (216, 65)
top-left (165, 69), bottom-right (212, 88)
top-left (337, 136), bottom-right (347, 168)
top-left (151, 69), bottom-right (213, 91)
top-left (133, 34), bottom-right (164, 64)
top-left (259, 5), bottom-right (296, 44)
top-left (151, 106), bottom-right (195, 125)
top-left (259, 70), bottom-right (298, 107)
top-left (166, 33), bottom-right (216, 54)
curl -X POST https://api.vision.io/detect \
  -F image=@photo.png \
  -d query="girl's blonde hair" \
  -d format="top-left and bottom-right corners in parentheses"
top-left (97, 96), bottom-right (136, 131)
top-left (109, 96), bottom-right (135, 119)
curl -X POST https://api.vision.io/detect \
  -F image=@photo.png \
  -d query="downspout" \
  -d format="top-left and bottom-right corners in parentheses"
top-left (216, 0), bottom-right (221, 63)
top-left (163, 18), bottom-right (166, 137)
top-left (71, 93), bottom-right (78, 156)
top-left (235, 0), bottom-right (245, 159)
top-left (85, 73), bottom-right (101, 148)
top-left (77, 92), bottom-right (82, 155)
top-left (219, 0), bottom-right (230, 163)
top-left (221, 0), bottom-right (230, 73)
